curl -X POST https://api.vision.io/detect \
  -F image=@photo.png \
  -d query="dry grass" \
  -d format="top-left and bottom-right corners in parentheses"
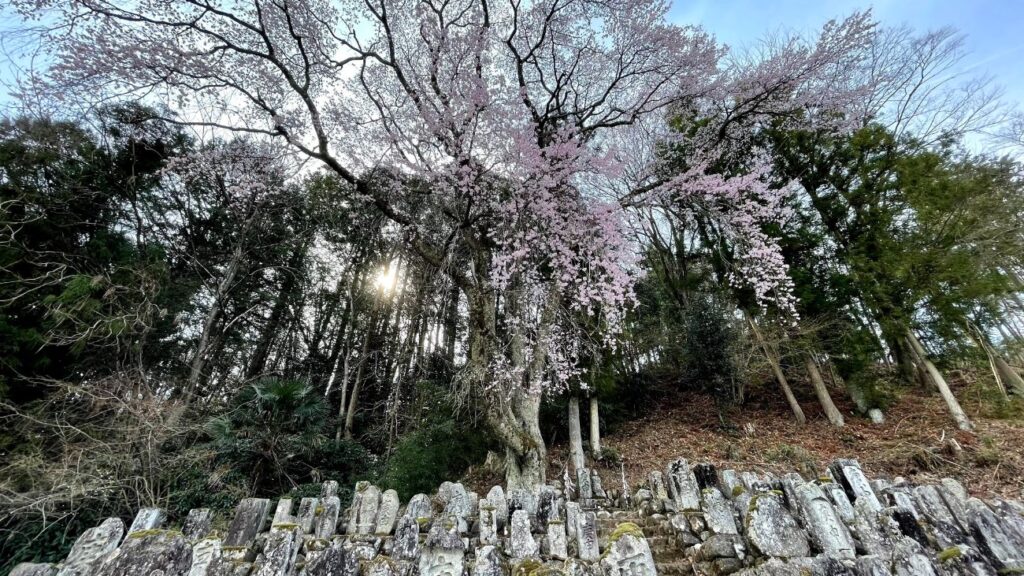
top-left (545, 375), bottom-right (1024, 500)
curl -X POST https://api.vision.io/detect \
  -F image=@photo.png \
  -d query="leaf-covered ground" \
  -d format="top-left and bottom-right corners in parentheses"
top-left (543, 375), bottom-right (1024, 500)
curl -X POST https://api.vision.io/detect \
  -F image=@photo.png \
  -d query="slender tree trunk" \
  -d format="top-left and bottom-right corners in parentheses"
top-left (245, 243), bottom-right (306, 379)
top-left (344, 317), bottom-right (375, 440)
top-left (568, 396), bottom-right (585, 472)
top-left (444, 283), bottom-right (459, 364)
top-left (747, 314), bottom-right (806, 424)
top-left (827, 360), bottom-right (872, 415)
top-left (589, 396), bottom-right (601, 459)
top-left (805, 354), bottom-right (844, 427)
top-left (186, 243), bottom-right (244, 399)
top-left (995, 355), bottom-right (1024, 396)
top-left (968, 323), bottom-right (1009, 398)
top-left (906, 330), bottom-right (973, 431)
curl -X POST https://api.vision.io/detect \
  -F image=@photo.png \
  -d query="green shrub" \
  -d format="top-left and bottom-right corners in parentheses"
top-left (380, 419), bottom-right (490, 501)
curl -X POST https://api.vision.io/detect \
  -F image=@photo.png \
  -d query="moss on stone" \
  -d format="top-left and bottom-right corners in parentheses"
top-left (607, 522), bottom-right (644, 544)
top-left (937, 547), bottom-right (962, 563)
top-left (731, 486), bottom-right (745, 497)
top-left (272, 522), bottom-right (299, 530)
top-left (221, 545), bottom-right (249, 552)
top-left (530, 567), bottom-right (567, 576)
top-left (127, 529), bottom-right (182, 540)
top-left (513, 558), bottom-right (544, 576)
top-left (306, 537), bottom-right (331, 552)
top-left (416, 517), bottom-right (431, 526)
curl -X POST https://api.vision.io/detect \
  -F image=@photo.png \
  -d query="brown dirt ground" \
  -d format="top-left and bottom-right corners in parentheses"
top-left (541, 374), bottom-right (1024, 501)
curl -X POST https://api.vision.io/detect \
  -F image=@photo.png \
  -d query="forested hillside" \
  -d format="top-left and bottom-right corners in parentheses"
top-left (1, 1), bottom-right (1023, 572)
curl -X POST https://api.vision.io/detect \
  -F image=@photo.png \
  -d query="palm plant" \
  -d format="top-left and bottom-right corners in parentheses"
top-left (208, 378), bottom-right (329, 493)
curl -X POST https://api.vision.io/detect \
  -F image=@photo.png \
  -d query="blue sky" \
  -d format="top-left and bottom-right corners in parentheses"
top-left (668, 0), bottom-right (1024, 108)
top-left (1, 1), bottom-right (1022, 111)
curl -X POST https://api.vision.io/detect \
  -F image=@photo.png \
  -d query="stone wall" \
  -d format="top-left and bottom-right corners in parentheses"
top-left (10, 457), bottom-right (1024, 576)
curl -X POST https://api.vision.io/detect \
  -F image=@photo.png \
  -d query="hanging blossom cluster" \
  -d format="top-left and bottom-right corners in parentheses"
top-left (489, 126), bottom-right (637, 331)
top-left (480, 125), bottom-right (640, 394)
top-left (653, 158), bottom-right (798, 314)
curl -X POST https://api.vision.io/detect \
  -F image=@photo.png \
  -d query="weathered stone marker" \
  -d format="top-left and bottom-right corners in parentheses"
top-left (576, 510), bottom-right (599, 561)
top-left (186, 538), bottom-right (222, 576)
top-left (745, 492), bottom-right (810, 558)
top-left (95, 530), bottom-right (192, 576)
top-left (375, 489), bottom-right (400, 535)
top-left (393, 515), bottom-right (420, 560)
top-left (546, 519), bottom-right (568, 560)
top-left (509, 510), bottom-right (538, 559)
top-left (182, 508), bottom-right (214, 541)
top-left (600, 524), bottom-right (656, 576)
top-left (296, 497), bottom-right (319, 534)
top-left (666, 458), bottom-right (701, 510)
top-left (485, 485), bottom-right (508, 530)
top-left (419, 519), bottom-right (465, 576)
top-left (127, 507), bottom-right (166, 534)
top-left (316, 496), bottom-right (341, 539)
top-left (224, 498), bottom-right (272, 549)
top-left (796, 483), bottom-right (856, 559)
top-left (56, 517), bottom-right (125, 576)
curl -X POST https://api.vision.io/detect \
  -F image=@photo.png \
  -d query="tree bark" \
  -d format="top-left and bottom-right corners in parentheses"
top-left (589, 396), bottom-right (601, 459)
top-left (828, 360), bottom-right (873, 416)
top-left (343, 310), bottom-right (377, 440)
top-left (747, 314), bottom-right (806, 424)
top-left (468, 278), bottom-right (549, 490)
top-left (804, 354), bottom-right (844, 427)
top-left (906, 329), bottom-right (973, 431)
top-left (568, 396), bottom-right (585, 472)
top-left (994, 355), bottom-right (1024, 396)
top-left (186, 242), bottom-right (244, 399)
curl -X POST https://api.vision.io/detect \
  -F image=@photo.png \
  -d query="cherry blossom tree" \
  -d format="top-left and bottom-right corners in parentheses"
top-left (15, 0), bottom-right (878, 487)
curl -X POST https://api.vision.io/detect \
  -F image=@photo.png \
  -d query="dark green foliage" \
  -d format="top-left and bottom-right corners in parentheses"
top-left (681, 295), bottom-right (741, 405)
top-left (208, 378), bottom-right (370, 495)
top-left (378, 381), bottom-right (491, 500)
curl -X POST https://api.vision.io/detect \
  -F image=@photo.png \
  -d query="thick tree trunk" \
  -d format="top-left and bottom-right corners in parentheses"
top-left (906, 330), bottom-right (973, 431)
top-left (502, 392), bottom-right (547, 490)
top-left (568, 396), bottom-right (585, 472)
top-left (804, 354), bottom-right (844, 427)
top-left (466, 276), bottom-right (550, 490)
top-left (589, 396), bottom-right (601, 459)
top-left (746, 314), bottom-right (805, 424)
